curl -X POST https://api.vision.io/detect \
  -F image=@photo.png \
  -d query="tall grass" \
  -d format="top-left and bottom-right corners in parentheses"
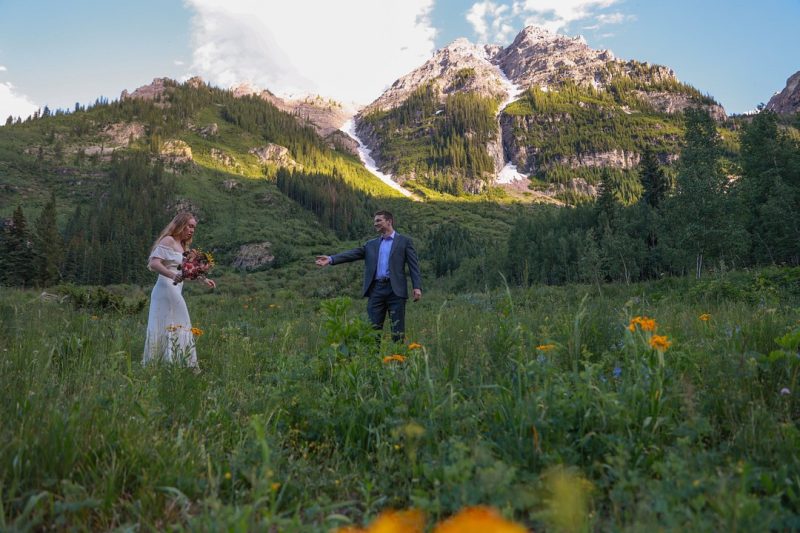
top-left (1, 268), bottom-right (800, 530)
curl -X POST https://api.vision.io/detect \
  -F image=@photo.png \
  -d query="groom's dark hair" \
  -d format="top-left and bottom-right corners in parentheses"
top-left (374, 210), bottom-right (394, 224)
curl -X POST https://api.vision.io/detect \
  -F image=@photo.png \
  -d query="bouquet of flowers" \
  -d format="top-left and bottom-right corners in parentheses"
top-left (174, 248), bottom-right (215, 285)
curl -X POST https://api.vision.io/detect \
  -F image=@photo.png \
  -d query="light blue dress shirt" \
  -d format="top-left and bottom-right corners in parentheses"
top-left (376, 231), bottom-right (395, 279)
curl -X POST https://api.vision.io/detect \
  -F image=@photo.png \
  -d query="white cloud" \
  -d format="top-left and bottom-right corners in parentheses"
top-left (174, 60), bottom-right (185, 66)
top-left (467, 2), bottom-right (516, 44)
top-left (0, 82), bottom-right (39, 122)
top-left (0, 65), bottom-right (7, 72)
top-left (183, 0), bottom-right (436, 105)
top-left (517, 0), bottom-right (619, 33)
top-left (468, 0), bottom-right (625, 39)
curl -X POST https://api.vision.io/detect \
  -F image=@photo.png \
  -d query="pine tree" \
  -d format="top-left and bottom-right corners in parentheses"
top-left (34, 192), bottom-right (63, 286)
top-left (3, 206), bottom-right (36, 286)
top-left (639, 147), bottom-right (669, 209)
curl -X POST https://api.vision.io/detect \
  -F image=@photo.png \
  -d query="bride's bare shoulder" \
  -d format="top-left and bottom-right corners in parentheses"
top-left (159, 236), bottom-right (182, 251)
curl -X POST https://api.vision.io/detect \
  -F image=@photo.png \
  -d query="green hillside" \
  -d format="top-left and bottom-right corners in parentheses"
top-left (1, 78), bottom-right (799, 292)
top-left (361, 84), bottom-right (501, 195)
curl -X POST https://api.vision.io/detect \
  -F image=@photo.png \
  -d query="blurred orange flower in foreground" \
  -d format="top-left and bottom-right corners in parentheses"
top-left (382, 354), bottom-right (406, 364)
top-left (336, 508), bottom-right (425, 533)
top-left (433, 506), bottom-right (528, 533)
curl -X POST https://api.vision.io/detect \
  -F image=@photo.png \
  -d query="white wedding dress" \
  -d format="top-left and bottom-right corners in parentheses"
top-left (143, 244), bottom-right (198, 367)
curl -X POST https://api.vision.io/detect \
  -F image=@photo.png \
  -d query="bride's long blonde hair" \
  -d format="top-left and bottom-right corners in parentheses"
top-left (151, 212), bottom-right (195, 253)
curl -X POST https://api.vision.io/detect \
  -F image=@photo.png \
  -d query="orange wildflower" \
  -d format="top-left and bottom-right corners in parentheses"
top-left (536, 343), bottom-right (556, 352)
top-left (408, 342), bottom-right (423, 350)
top-left (699, 313), bottom-right (711, 321)
top-left (191, 327), bottom-right (204, 336)
top-left (649, 334), bottom-right (672, 352)
top-left (433, 506), bottom-right (528, 533)
top-left (629, 316), bottom-right (657, 332)
top-left (382, 354), bottom-right (406, 364)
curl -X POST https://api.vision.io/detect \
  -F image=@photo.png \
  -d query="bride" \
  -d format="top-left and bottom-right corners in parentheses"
top-left (143, 212), bottom-right (216, 367)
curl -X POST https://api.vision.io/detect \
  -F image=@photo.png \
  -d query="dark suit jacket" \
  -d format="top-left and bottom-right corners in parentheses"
top-left (331, 233), bottom-right (422, 298)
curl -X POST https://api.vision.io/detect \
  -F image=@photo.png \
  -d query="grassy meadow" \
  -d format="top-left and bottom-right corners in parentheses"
top-left (3, 266), bottom-right (800, 531)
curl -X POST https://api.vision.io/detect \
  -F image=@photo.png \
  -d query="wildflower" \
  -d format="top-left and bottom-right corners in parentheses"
top-left (383, 354), bottom-right (406, 364)
top-left (270, 482), bottom-right (281, 492)
top-left (613, 366), bottom-right (622, 379)
top-left (90, 315), bottom-right (99, 320)
top-left (408, 342), bottom-right (422, 350)
top-left (433, 506), bottom-right (527, 533)
top-left (781, 387), bottom-right (791, 396)
top-left (224, 472), bottom-right (232, 480)
top-left (649, 334), bottom-right (672, 352)
top-left (699, 313), bottom-right (711, 321)
top-left (191, 327), bottom-right (204, 336)
top-left (166, 324), bottom-right (181, 332)
top-left (269, 303), bottom-right (278, 308)
top-left (536, 344), bottom-right (556, 352)
top-left (336, 509), bottom-right (426, 533)
top-left (629, 316), bottom-right (657, 332)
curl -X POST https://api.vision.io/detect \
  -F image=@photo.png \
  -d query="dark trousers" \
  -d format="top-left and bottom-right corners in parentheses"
top-left (366, 279), bottom-right (407, 343)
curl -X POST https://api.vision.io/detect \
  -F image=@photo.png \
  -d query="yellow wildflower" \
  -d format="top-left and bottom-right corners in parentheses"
top-left (382, 354), bottom-right (406, 364)
top-left (90, 315), bottom-right (99, 320)
top-left (408, 342), bottom-right (422, 350)
top-left (224, 472), bottom-right (232, 480)
top-left (699, 313), bottom-right (711, 321)
top-left (433, 506), bottom-right (527, 533)
top-left (649, 334), bottom-right (672, 352)
top-left (191, 327), bottom-right (204, 336)
top-left (536, 344), bottom-right (556, 352)
top-left (336, 509), bottom-right (426, 533)
top-left (270, 482), bottom-right (281, 492)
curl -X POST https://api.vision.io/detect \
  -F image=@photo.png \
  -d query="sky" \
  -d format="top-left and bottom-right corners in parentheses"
top-left (0, 0), bottom-right (798, 121)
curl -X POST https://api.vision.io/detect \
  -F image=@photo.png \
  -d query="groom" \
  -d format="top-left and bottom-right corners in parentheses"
top-left (316, 210), bottom-right (422, 343)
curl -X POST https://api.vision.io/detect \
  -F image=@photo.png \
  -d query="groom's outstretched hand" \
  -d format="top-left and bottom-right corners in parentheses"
top-left (315, 255), bottom-right (331, 267)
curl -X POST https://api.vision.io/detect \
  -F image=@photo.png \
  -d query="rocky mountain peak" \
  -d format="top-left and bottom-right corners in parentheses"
top-left (766, 70), bottom-right (800, 115)
top-left (362, 37), bottom-right (508, 114)
top-left (120, 77), bottom-right (172, 101)
top-left (495, 25), bottom-right (614, 89)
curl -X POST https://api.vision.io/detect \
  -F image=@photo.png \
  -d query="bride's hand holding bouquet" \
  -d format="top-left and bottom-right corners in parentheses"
top-left (174, 248), bottom-right (216, 288)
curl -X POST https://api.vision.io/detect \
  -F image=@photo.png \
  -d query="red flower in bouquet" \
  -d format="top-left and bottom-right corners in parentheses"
top-left (174, 248), bottom-right (215, 285)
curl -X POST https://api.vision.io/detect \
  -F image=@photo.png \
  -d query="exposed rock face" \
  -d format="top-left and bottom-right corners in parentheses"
top-left (325, 130), bottom-right (359, 155)
top-left (232, 242), bottom-right (274, 271)
top-left (634, 90), bottom-right (726, 121)
top-left (104, 122), bottom-right (145, 145)
top-left (767, 71), bottom-right (800, 115)
top-left (199, 123), bottom-right (218, 137)
top-left (160, 140), bottom-right (192, 164)
top-left (495, 26), bottom-right (614, 89)
top-left (362, 38), bottom-right (508, 114)
top-left (543, 178), bottom-right (599, 198)
top-left (249, 143), bottom-right (300, 169)
top-left (232, 83), bottom-right (356, 148)
top-left (121, 78), bottom-right (171, 101)
top-left (210, 148), bottom-right (236, 168)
